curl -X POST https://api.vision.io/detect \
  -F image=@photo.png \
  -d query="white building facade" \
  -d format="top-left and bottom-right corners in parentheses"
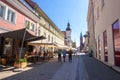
top-left (87, 0), bottom-right (120, 67)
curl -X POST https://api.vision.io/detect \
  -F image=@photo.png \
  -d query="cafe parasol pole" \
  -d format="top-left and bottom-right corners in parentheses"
top-left (18, 28), bottom-right (27, 68)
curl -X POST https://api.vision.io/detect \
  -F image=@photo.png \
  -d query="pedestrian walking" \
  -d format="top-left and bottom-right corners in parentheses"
top-left (57, 49), bottom-right (62, 62)
top-left (62, 49), bottom-right (66, 62)
top-left (74, 50), bottom-right (78, 56)
top-left (68, 49), bottom-right (73, 62)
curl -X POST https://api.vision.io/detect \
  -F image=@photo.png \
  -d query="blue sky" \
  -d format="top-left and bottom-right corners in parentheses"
top-left (34, 0), bottom-right (89, 47)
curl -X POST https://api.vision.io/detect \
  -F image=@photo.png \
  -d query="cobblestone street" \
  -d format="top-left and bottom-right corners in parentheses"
top-left (0, 53), bottom-right (120, 80)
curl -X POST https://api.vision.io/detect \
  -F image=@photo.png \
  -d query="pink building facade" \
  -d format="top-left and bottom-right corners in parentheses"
top-left (0, 0), bottom-right (39, 35)
top-left (0, 0), bottom-right (40, 65)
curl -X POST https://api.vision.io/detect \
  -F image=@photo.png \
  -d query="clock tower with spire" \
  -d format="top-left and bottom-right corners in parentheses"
top-left (65, 22), bottom-right (72, 48)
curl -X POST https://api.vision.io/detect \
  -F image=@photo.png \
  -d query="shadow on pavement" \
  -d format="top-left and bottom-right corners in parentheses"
top-left (0, 58), bottom-right (63, 80)
top-left (81, 54), bottom-right (120, 80)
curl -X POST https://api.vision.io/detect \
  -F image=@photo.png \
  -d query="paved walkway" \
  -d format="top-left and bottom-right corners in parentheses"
top-left (50, 56), bottom-right (78, 80)
top-left (76, 55), bottom-right (88, 80)
top-left (49, 54), bottom-right (89, 80)
top-left (82, 55), bottom-right (120, 80)
top-left (0, 58), bottom-right (63, 80)
top-left (0, 53), bottom-right (120, 80)
top-left (50, 54), bottom-right (120, 80)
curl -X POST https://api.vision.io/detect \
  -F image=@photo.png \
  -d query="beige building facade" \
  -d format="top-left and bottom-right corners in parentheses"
top-left (39, 14), bottom-right (64, 46)
top-left (87, 0), bottom-right (120, 67)
top-left (87, 0), bottom-right (97, 57)
top-left (38, 11), bottom-right (65, 52)
top-left (25, 0), bottom-right (64, 52)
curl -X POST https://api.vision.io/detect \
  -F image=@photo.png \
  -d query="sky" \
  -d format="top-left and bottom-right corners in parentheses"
top-left (34, 0), bottom-right (89, 47)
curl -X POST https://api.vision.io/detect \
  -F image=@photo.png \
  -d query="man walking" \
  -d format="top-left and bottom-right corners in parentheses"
top-left (57, 49), bottom-right (62, 62)
top-left (62, 49), bottom-right (66, 62)
top-left (68, 49), bottom-right (73, 62)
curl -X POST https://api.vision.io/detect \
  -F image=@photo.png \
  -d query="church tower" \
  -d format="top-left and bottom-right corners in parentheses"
top-left (65, 22), bottom-right (72, 48)
top-left (80, 32), bottom-right (84, 51)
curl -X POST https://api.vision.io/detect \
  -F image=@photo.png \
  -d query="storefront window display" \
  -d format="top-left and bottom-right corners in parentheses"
top-left (3, 38), bottom-right (13, 57)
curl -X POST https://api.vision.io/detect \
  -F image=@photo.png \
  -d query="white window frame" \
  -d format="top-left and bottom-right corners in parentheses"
top-left (0, 1), bottom-right (17, 24)
top-left (6, 8), bottom-right (16, 24)
top-left (25, 20), bottom-right (30, 29)
top-left (25, 19), bottom-right (35, 32)
top-left (0, 3), bottom-right (5, 19)
top-left (30, 23), bottom-right (34, 31)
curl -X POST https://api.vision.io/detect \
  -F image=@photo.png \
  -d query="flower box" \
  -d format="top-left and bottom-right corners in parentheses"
top-left (14, 58), bottom-right (27, 68)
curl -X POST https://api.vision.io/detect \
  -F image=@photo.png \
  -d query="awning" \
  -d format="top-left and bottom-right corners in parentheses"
top-left (54, 42), bottom-right (70, 49)
top-left (57, 45), bottom-right (70, 49)
top-left (0, 28), bottom-right (46, 41)
top-left (28, 42), bottom-right (56, 47)
top-left (25, 35), bottom-right (46, 42)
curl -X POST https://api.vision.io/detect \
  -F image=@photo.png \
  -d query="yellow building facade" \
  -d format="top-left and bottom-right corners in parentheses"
top-left (27, 1), bottom-right (65, 53)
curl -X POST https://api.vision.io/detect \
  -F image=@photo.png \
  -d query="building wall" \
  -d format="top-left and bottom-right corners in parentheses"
top-left (91, 0), bottom-right (120, 66)
top-left (36, 5), bottom-right (64, 46)
top-left (0, 0), bottom-right (39, 36)
top-left (0, 0), bottom-right (64, 52)
top-left (87, 0), bottom-right (97, 57)
top-left (39, 18), bottom-right (64, 46)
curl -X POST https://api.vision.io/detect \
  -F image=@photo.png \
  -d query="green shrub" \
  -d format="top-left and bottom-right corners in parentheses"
top-left (18, 58), bottom-right (27, 63)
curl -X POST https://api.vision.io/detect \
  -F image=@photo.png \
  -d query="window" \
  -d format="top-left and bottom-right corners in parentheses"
top-left (103, 30), bottom-right (108, 62)
top-left (25, 20), bottom-right (35, 31)
top-left (98, 36), bottom-right (101, 59)
top-left (25, 20), bottom-right (30, 29)
top-left (44, 32), bottom-right (46, 37)
top-left (112, 20), bottom-right (120, 66)
top-left (38, 27), bottom-right (41, 36)
top-left (0, 4), bottom-right (5, 18)
top-left (97, 7), bottom-right (99, 19)
top-left (68, 36), bottom-right (70, 38)
top-left (48, 35), bottom-right (50, 41)
top-left (101, 0), bottom-right (104, 8)
top-left (51, 37), bottom-right (53, 43)
top-left (49, 23), bottom-right (51, 29)
top-left (31, 23), bottom-right (34, 31)
top-left (7, 9), bottom-right (15, 23)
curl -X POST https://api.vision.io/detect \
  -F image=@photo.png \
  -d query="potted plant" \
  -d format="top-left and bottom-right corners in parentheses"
top-left (1, 58), bottom-right (6, 65)
top-left (14, 58), bottom-right (27, 68)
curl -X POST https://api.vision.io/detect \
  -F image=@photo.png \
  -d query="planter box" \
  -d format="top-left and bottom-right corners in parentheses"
top-left (20, 62), bottom-right (27, 68)
top-left (14, 62), bottom-right (27, 68)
